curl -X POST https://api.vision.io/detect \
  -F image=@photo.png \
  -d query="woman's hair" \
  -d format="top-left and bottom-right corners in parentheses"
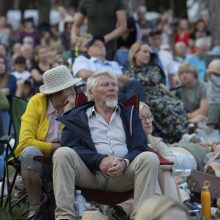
top-left (0, 55), bottom-right (8, 88)
top-left (34, 45), bottom-right (48, 62)
top-left (139, 101), bottom-right (150, 112)
top-left (135, 196), bottom-right (188, 220)
top-left (86, 71), bottom-right (117, 100)
top-left (178, 63), bottom-right (198, 79)
top-left (129, 42), bottom-right (149, 67)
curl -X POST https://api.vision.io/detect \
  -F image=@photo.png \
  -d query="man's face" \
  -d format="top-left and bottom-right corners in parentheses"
top-left (179, 71), bottom-right (195, 86)
top-left (90, 75), bottom-right (119, 108)
top-left (148, 35), bottom-right (161, 49)
top-left (88, 40), bottom-right (106, 58)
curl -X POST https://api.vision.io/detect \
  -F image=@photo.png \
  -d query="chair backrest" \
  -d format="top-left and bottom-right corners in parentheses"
top-left (10, 97), bottom-right (28, 148)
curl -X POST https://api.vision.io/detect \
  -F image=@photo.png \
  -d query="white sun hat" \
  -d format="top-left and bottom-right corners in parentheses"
top-left (39, 65), bottom-right (81, 94)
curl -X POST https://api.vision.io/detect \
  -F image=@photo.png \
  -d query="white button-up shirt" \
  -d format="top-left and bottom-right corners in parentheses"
top-left (72, 56), bottom-right (122, 77)
top-left (86, 106), bottom-right (128, 158)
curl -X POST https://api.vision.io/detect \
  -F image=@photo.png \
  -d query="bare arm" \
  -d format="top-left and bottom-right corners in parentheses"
top-left (71, 13), bottom-right (85, 45)
top-left (104, 10), bottom-right (127, 43)
top-left (188, 99), bottom-right (208, 120)
top-left (77, 69), bottom-right (94, 80)
top-left (31, 69), bottom-right (43, 83)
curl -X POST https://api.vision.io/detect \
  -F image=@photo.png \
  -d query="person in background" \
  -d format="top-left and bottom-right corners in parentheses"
top-left (0, 55), bottom-right (16, 134)
top-left (71, 0), bottom-right (127, 60)
top-left (115, 15), bottom-right (139, 71)
top-left (135, 196), bottom-right (188, 220)
top-left (72, 34), bottom-right (122, 81)
top-left (185, 38), bottom-right (209, 81)
top-left (148, 30), bottom-right (177, 89)
top-left (139, 102), bottom-right (180, 200)
top-left (189, 18), bottom-right (211, 53)
top-left (174, 19), bottom-right (190, 46)
top-left (127, 42), bottom-right (187, 143)
top-left (14, 65), bottom-right (81, 219)
top-left (18, 18), bottom-right (40, 46)
top-left (206, 59), bottom-right (220, 129)
top-left (136, 6), bottom-right (155, 42)
top-left (176, 63), bottom-right (208, 124)
top-left (31, 45), bottom-right (51, 93)
top-left (12, 56), bottom-right (31, 98)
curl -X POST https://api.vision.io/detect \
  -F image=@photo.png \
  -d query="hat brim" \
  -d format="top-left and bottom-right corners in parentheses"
top-left (39, 78), bottom-right (82, 94)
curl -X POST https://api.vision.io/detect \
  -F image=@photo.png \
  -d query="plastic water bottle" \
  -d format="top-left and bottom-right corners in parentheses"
top-left (74, 190), bottom-right (86, 218)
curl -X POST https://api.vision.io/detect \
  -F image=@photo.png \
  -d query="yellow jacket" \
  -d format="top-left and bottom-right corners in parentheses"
top-left (15, 93), bottom-right (54, 157)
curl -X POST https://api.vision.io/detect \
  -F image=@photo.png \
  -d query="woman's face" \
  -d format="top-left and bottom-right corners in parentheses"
top-left (38, 48), bottom-right (48, 61)
top-left (134, 44), bottom-right (150, 66)
top-left (0, 57), bottom-right (6, 75)
top-left (139, 106), bottom-right (153, 135)
top-left (53, 86), bottom-right (75, 105)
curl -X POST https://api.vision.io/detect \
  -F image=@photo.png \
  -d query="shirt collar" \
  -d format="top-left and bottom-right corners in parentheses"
top-left (90, 57), bottom-right (109, 65)
top-left (86, 105), bottom-right (121, 118)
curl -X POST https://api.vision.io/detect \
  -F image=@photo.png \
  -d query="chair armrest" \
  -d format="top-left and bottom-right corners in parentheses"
top-left (34, 156), bottom-right (53, 165)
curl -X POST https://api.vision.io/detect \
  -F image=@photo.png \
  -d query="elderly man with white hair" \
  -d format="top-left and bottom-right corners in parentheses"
top-left (53, 71), bottom-right (162, 220)
top-left (185, 38), bottom-right (210, 80)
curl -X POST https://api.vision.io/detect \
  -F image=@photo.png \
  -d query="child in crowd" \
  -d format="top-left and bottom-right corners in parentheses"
top-left (12, 55), bottom-right (32, 98)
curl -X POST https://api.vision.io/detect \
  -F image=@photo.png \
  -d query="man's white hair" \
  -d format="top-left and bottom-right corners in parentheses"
top-left (86, 71), bottom-right (118, 100)
top-left (195, 37), bottom-right (210, 49)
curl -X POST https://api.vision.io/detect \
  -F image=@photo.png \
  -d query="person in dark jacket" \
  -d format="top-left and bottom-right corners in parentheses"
top-left (53, 71), bottom-right (161, 220)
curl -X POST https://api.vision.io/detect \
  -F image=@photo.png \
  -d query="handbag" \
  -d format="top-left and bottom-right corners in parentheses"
top-left (188, 169), bottom-right (220, 200)
top-left (0, 91), bottom-right (9, 110)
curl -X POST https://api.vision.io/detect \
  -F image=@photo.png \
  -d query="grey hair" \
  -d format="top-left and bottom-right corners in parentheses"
top-left (195, 37), bottom-right (210, 48)
top-left (86, 71), bottom-right (118, 100)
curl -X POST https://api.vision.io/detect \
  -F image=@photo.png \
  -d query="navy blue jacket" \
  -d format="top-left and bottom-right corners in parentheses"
top-left (58, 102), bottom-right (147, 172)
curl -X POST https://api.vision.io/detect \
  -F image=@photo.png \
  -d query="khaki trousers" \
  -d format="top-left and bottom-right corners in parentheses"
top-left (53, 147), bottom-right (161, 220)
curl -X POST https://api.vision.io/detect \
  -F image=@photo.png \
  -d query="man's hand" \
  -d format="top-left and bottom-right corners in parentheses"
top-left (99, 156), bottom-right (115, 172)
top-left (107, 158), bottom-right (127, 179)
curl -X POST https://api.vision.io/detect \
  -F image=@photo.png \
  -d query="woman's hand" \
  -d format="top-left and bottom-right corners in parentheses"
top-left (51, 142), bottom-right (61, 155)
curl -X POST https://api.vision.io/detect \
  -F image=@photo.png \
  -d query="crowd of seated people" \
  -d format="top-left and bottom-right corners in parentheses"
top-left (1, 2), bottom-right (220, 220)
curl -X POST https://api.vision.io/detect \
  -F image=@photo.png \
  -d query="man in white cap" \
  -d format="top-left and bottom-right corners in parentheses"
top-left (15, 65), bottom-right (81, 219)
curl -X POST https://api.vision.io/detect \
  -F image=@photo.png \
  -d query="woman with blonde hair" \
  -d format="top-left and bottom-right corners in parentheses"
top-left (135, 195), bottom-right (188, 220)
top-left (139, 101), bottom-right (180, 200)
top-left (128, 41), bottom-right (187, 143)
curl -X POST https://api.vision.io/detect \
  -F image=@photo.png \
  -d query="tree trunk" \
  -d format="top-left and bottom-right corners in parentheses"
top-left (208, 0), bottom-right (220, 46)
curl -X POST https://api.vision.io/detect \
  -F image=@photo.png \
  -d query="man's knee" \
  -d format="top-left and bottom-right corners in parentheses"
top-left (136, 152), bottom-right (160, 167)
top-left (53, 147), bottom-right (77, 163)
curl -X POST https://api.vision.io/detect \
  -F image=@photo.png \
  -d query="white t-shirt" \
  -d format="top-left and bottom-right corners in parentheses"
top-left (12, 70), bottom-right (31, 81)
top-left (159, 50), bottom-right (177, 88)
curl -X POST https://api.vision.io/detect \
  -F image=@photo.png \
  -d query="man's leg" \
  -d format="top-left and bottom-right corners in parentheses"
top-left (53, 147), bottom-right (105, 220)
top-left (106, 152), bottom-right (161, 220)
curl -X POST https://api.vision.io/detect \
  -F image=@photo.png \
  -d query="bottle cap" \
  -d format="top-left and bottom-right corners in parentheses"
top-left (202, 180), bottom-right (210, 190)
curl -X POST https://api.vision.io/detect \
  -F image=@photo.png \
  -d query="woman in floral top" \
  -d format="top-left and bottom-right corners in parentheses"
top-left (128, 42), bottom-right (187, 143)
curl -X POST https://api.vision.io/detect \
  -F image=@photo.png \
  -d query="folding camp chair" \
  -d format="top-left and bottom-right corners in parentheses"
top-left (0, 96), bottom-right (28, 217)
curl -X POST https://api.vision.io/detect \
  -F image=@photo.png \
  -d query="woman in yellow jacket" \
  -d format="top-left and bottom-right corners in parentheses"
top-left (15, 65), bottom-right (81, 219)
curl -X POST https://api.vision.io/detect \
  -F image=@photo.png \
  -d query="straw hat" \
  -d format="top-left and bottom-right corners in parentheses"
top-left (39, 65), bottom-right (81, 94)
top-left (207, 59), bottom-right (220, 75)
